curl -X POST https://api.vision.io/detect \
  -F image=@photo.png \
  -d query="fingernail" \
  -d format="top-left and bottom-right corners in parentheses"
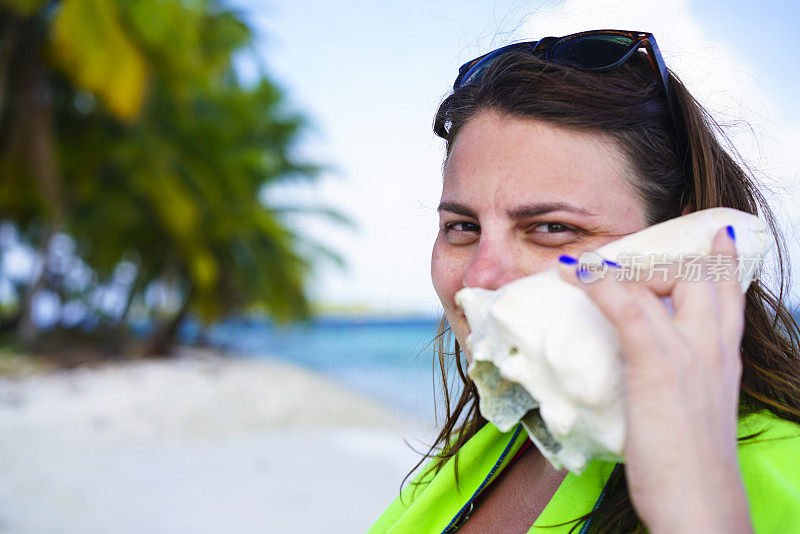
top-left (576, 267), bottom-right (592, 282)
top-left (726, 225), bottom-right (736, 242)
top-left (603, 259), bottom-right (620, 268)
top-left (559, 254), bottom-right (578, 265)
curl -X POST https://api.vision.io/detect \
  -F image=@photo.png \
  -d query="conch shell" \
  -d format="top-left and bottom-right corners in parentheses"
top-left (455, 208), bottom-right (772, 473)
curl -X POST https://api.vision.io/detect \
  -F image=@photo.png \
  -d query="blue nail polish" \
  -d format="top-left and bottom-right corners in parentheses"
top-left (603, 259), bottom-right (620, 268)
top-left (576, 267), bottom-right (589, 281)
top-left (726, 225), bottom-right (736, 242)
top-left (559, 254), bottom-right (578, 265)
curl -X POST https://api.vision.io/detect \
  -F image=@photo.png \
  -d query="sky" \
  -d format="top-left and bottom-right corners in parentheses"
top-left (234, 0), bottom-right (800, 316)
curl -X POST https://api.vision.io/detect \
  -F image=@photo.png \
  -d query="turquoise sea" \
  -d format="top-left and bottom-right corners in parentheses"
top-left (181, 316), bottom-right (445, 419)
top-left (172, 307), bottom-right (800, 422)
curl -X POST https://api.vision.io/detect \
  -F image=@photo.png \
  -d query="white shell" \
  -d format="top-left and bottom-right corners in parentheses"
top-left (456, 208), bottom-right (772, 473)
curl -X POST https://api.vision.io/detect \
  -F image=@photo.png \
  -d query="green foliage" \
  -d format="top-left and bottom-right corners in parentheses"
top-left (0, 0), bottom-right (46, 16)
top-left (0, 0), bottom-right (345, 348)
top-left (50, 0), bottom-right (149, 119)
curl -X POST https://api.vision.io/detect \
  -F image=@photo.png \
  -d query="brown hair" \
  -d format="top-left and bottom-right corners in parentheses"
top-left (415, 50), bottom-right (800, 531)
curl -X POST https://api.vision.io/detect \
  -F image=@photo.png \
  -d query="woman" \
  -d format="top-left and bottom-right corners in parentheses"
top-left (368, 30), bottom-right (800, 533)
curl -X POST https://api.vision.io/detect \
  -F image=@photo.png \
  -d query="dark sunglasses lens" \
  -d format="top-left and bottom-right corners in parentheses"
top-left (456, 58), bottom-right (493, 87)
top-left (550, 35), bottom-right (635, 69)
top-left (454, 56), bottom-right (485, 87)
top-left (455, 43), bottom-right (539, 88)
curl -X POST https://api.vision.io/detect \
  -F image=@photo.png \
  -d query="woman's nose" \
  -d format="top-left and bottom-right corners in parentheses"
top-left (462, 238), bottom-right (525, 291)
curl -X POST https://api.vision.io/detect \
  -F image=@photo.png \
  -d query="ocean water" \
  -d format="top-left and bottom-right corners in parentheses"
top-left (182, 316), bottom-right (446, 420)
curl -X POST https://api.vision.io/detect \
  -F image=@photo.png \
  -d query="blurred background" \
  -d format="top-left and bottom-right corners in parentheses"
top-left (0, 0), bottom-right (798, 533)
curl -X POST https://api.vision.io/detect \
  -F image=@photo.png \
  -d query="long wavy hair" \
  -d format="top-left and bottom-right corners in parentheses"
top-left (411, 50), bottom-right (800, 532)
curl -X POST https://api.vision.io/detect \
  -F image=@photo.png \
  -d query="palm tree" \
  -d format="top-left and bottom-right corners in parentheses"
top-left (0, 0), bottom-right (346, 354)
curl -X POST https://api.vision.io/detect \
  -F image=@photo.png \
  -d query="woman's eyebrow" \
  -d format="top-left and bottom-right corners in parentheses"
top-left (437, 201), bottom-right (596, 219)
top-left (508, 202), bottom-right (596, 218)
top-left (437, 201), bottom-right (477, 218)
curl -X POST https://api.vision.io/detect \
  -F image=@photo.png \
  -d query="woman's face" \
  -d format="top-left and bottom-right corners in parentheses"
top-left (431, 110), bottom-right (648, 358)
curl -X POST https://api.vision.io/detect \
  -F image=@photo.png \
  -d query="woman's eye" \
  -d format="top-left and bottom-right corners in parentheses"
top-left (446, 221), bottom-right (479, 233)
top-left (442, 221), bottom-right (479, 244)
top-left (526, 222), bottom-right (581, 245)
top-left (531, 222), bottom-right (571, 233)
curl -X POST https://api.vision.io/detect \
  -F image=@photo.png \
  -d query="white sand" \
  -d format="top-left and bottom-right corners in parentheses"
top-left (0, 349), bottom-right (434, 534)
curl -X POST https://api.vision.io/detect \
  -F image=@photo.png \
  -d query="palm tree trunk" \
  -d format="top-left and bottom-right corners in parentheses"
top-left (146, 288), bottom-right (193, 356)
top-left (15, 34), bottom-right (64, 348)
top-left (0, 12), bottom-right (19, 135)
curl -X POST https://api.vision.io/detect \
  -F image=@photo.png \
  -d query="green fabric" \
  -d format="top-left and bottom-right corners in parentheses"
top-left (737, 410), bottom-right (800, 533)
top-left (367, 410), bottom-right (800, 533)
top-left (365, 424), bottom-right (529, 533)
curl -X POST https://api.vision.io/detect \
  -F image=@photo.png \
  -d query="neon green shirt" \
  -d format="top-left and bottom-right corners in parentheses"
top-left (367, 409), bottom-right (800, 533)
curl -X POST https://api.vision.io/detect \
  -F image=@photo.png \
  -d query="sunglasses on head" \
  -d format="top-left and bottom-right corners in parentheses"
top-left (454, 29), bottom-right (674, 119)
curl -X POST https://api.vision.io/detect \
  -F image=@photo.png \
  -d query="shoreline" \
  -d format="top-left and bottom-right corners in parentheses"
top-left (0, 347), bottom-right (431, 533)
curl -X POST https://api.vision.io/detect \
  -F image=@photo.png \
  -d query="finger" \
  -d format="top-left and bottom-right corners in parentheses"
top-left (708, 225), bottom-right (745, 352)
top-left (557, 253), bottom-right (681, 297)
top-left (557, 253), bottom-right (691, 332)
top-left (558, 225), bottom-right (743, 348)
top-left (670, 227), bottom-right (738, 327)
top-left (557, 261), bottom-right (676, 368)
top-left (557, 225), bottom-right (739, 299)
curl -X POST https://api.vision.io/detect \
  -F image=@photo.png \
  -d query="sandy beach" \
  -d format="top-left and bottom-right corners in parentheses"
top-left (0, 348), bottom-right (432, 534)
